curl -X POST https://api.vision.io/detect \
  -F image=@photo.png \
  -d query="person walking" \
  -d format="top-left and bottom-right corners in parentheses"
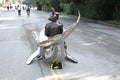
top-left (26, 7), bottom-right (30, 16)
top-left (17, 5), bottom-right (21, 16)
top-left (7, 6), bottom-right (9, 11)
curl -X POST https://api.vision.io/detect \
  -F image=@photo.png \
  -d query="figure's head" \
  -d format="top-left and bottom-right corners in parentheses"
top-left (48, 8), bottom-right (59, 22)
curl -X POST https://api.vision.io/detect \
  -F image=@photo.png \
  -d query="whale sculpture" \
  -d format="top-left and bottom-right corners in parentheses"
top-left (26, 11), bottom-right (80, 69)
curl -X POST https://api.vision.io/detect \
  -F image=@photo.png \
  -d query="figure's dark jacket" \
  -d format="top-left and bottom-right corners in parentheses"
top-left (45, 22), bottom-right (63, 38)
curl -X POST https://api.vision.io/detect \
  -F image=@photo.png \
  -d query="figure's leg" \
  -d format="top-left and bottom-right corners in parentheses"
top-left (64, 42), bottom-right (78, 63)
top-left (18, 10), bottom-right (20, 15)
top-left (37, 46), bottom-right (45, 60)
top-left (20, 10), bottom-right (21, 15)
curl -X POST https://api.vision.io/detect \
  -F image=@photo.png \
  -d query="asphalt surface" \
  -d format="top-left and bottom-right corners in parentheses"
top-left (0, 9), bottom-right (120, 80)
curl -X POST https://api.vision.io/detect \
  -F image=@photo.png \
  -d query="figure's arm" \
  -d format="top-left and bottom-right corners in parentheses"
top-left (45, 25), bottom-right (50, 37)
top-left (60, 25), bottom-right (63, 34)
top-left (58, 22), bottom-right (63, 34)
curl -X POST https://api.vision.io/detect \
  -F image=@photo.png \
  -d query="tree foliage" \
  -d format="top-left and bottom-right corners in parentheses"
top-left (34, 0), bottom-right (62, 11)
top-left (23, 0), bottom-right (120, 20)
top-left (50, 0), bottom-right (62, 12)
top-left (60, 0), bottom-right (120, 20)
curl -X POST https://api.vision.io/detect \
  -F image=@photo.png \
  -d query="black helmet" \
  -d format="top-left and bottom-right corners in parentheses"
top-left (48, 8), bottom-right (59, 21)
top-left (48, 12), bottom-right (59, 21)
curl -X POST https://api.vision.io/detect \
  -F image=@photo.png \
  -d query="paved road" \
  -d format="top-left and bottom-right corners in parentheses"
top-left (0, 9), bottom-right (120, 80)
top-left (0, 10), bottom-right (49, 80)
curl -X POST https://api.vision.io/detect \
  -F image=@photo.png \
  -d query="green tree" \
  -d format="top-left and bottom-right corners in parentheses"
top-left (112, 0), bottom-right (120, 20)
top-left (23, 0), bottom-right (36, 7)
top-left (60, 0), bottom-right (85, 15)
top-left (50, 0), bottom-right (63, 12)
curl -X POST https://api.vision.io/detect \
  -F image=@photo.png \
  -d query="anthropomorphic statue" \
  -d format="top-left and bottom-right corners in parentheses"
top-left (45, 9), bottom-right (78, 64)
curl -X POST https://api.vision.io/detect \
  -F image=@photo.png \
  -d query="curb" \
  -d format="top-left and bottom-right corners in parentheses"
top-left (81, 18), bottom-right (120, 28)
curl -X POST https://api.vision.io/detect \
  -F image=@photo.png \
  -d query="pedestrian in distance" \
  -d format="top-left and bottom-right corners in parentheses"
top-left (26, 7), bottom-right (30, 16)
top-left (17, 5), bottom-right (21, 16)
top-left (7, 6), bottom-right (9, 11)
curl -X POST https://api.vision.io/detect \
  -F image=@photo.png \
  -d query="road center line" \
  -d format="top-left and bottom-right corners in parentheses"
top-left (48, 64), bottom-right (64, 80)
